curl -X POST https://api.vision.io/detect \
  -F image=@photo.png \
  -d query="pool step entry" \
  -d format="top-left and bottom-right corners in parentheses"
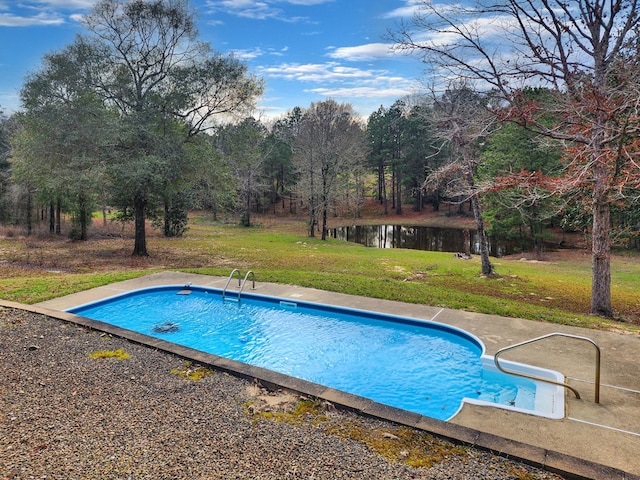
top-left (222, 269), bottom-right (256, 302)
top-left (494, 332), bottom-right (601, 403)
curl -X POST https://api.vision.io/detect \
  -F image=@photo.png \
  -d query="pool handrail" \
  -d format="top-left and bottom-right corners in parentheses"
top-left (222, 269), bottom-right (256, 302)
top-left (222, 269), bottom-right (242, 301)
top-left (494, 332), bottom-right (601, 403)
top-left (241, 270), bottom-right (256, 294)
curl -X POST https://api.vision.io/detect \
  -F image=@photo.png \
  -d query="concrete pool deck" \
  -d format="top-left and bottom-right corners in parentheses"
top-left (14, 271), bottom-right (640, 479)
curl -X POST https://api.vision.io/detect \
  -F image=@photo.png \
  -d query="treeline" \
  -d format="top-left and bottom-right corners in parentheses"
top-left (2, 86), bottom-right (639, 253)
top-left (0, 0), bottom-right (639, 266)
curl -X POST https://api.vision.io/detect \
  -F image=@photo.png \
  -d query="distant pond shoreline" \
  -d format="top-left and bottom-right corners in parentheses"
top-left (329, 224), bottom-right (513, 256)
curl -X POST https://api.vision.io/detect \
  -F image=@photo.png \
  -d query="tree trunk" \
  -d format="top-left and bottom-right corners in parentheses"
top-left (26, 191), bottom-right (32, 236)
top-left (382, 173), bottom-right (388, 215)
top-left (470, 193), bottom-right (492, 275)
top-left (55, 199), bottom-right (61, 235)
top-left (321, 171), bottom-right (328, 240)
top-left (591, 165), bottom-right (613, 317)
top-left (464, 229), bottom-right (471, 257)
top-left (378, 165), bottom-right (384, 204)
top-left (309, 161), bottom-right (315, 237)
top-left (79, 192), bottom-right (88, 241)
top-left (395, 172), bottom-right (402, 215)
top-left (247, 177), bottom-right (252, 226)
top-left (132, 194), bottom-right (148, 256)
top-left (164, 200), bottom-right (170, 236)
top-left (321, 205), bottom-right (328, 240)
top-left (391, 166), bottom-right (396, 211)
top-left (309, 206), bottom-right (316, 237)
top-left (49, 201), bottom-right (55, 233)
top-left (242, 192), bottom-right (251, 227)
top-left (273, 187), bottom-right (277, 215)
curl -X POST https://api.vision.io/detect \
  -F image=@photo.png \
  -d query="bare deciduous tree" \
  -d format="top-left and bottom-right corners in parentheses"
top-left (423, 84), bottom-right (497, 275)
top-left (393, 0), bottom-right (640, 317)
top-left (293, 100), bottom-right (364, 239)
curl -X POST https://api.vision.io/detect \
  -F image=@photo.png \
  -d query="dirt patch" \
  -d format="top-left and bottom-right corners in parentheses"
top-left (503, 248), bottom-right (592, 263)
top-left (244, 384), bottom-right (300, 415)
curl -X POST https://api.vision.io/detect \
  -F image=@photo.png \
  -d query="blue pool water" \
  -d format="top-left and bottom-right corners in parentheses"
top-left (68, 286), bottom-right (540, 421)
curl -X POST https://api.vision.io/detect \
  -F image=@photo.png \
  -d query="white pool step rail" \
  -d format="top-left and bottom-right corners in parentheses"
top-left (222, 269), bottom-right (255, 302)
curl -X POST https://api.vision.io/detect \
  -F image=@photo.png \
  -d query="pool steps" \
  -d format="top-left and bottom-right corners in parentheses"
top-left (462, 357), bottom-right (565, 419)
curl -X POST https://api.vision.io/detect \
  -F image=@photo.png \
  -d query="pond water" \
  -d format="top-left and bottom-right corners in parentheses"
top-left (329, 225), bottom-right (511, 256)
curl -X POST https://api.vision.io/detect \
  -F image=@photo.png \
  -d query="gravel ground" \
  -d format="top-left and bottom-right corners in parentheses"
top-left (0, 308), bottom-right (566, 480)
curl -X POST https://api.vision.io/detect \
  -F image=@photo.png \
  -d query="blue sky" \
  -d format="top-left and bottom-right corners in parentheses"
top-left (0, 0), bottom-right (426, 120)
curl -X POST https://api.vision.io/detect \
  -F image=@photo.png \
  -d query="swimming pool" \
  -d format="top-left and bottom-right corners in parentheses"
top-left (67, 285), bottom-right (565, 421)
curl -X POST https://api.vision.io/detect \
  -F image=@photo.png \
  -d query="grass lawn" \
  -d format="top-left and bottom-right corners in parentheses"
top-left (1, 211), bottom-right (638, 333)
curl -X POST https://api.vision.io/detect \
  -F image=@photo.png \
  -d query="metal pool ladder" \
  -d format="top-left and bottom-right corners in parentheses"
top-left (222, 269), bottom-right (255, 302)
top-left (494, 332), bottom-right (601, 403)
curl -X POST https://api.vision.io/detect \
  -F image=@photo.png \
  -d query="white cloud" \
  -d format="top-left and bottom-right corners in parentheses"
top-left (229, 47), bottom-right (265, 60)
top-left (308, 85), bottom-right (416, 99)
top-left (0, 12), bottom-right (64, 27)
top-left (34, 0), bottom-right (95, 6)
top-left (286, 0), bottom-right (334, 6)
top-left (209, 0), bottom-right (278, 20)
top-left (385, 1), bottom-right (510, 48)
top-left (0, 0), bottom-right (95, 9)
top-left (259, 61), bottom-right (419, 98)
top-left (327, 43), bottom-right (397, 61)
top-left (204, 0), bottom-right (328, 21)
top-left (230, 46), bottom-right (293, 59)
top-left (260, 62), bottom-right (372, 82)
top-left (382, 1), bottom-right (478, 23)
top-left (382, 0), bottom-right (427, 19)
top-left (287, 0), bottom-right (334, 6)
top-left (287, 0), bottom-right (332, 4)
top-left (0, 0), bottom-right (95, 27)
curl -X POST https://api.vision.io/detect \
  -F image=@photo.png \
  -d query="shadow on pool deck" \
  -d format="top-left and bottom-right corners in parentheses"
top-left (15, 271), bottom-right (640, 480)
